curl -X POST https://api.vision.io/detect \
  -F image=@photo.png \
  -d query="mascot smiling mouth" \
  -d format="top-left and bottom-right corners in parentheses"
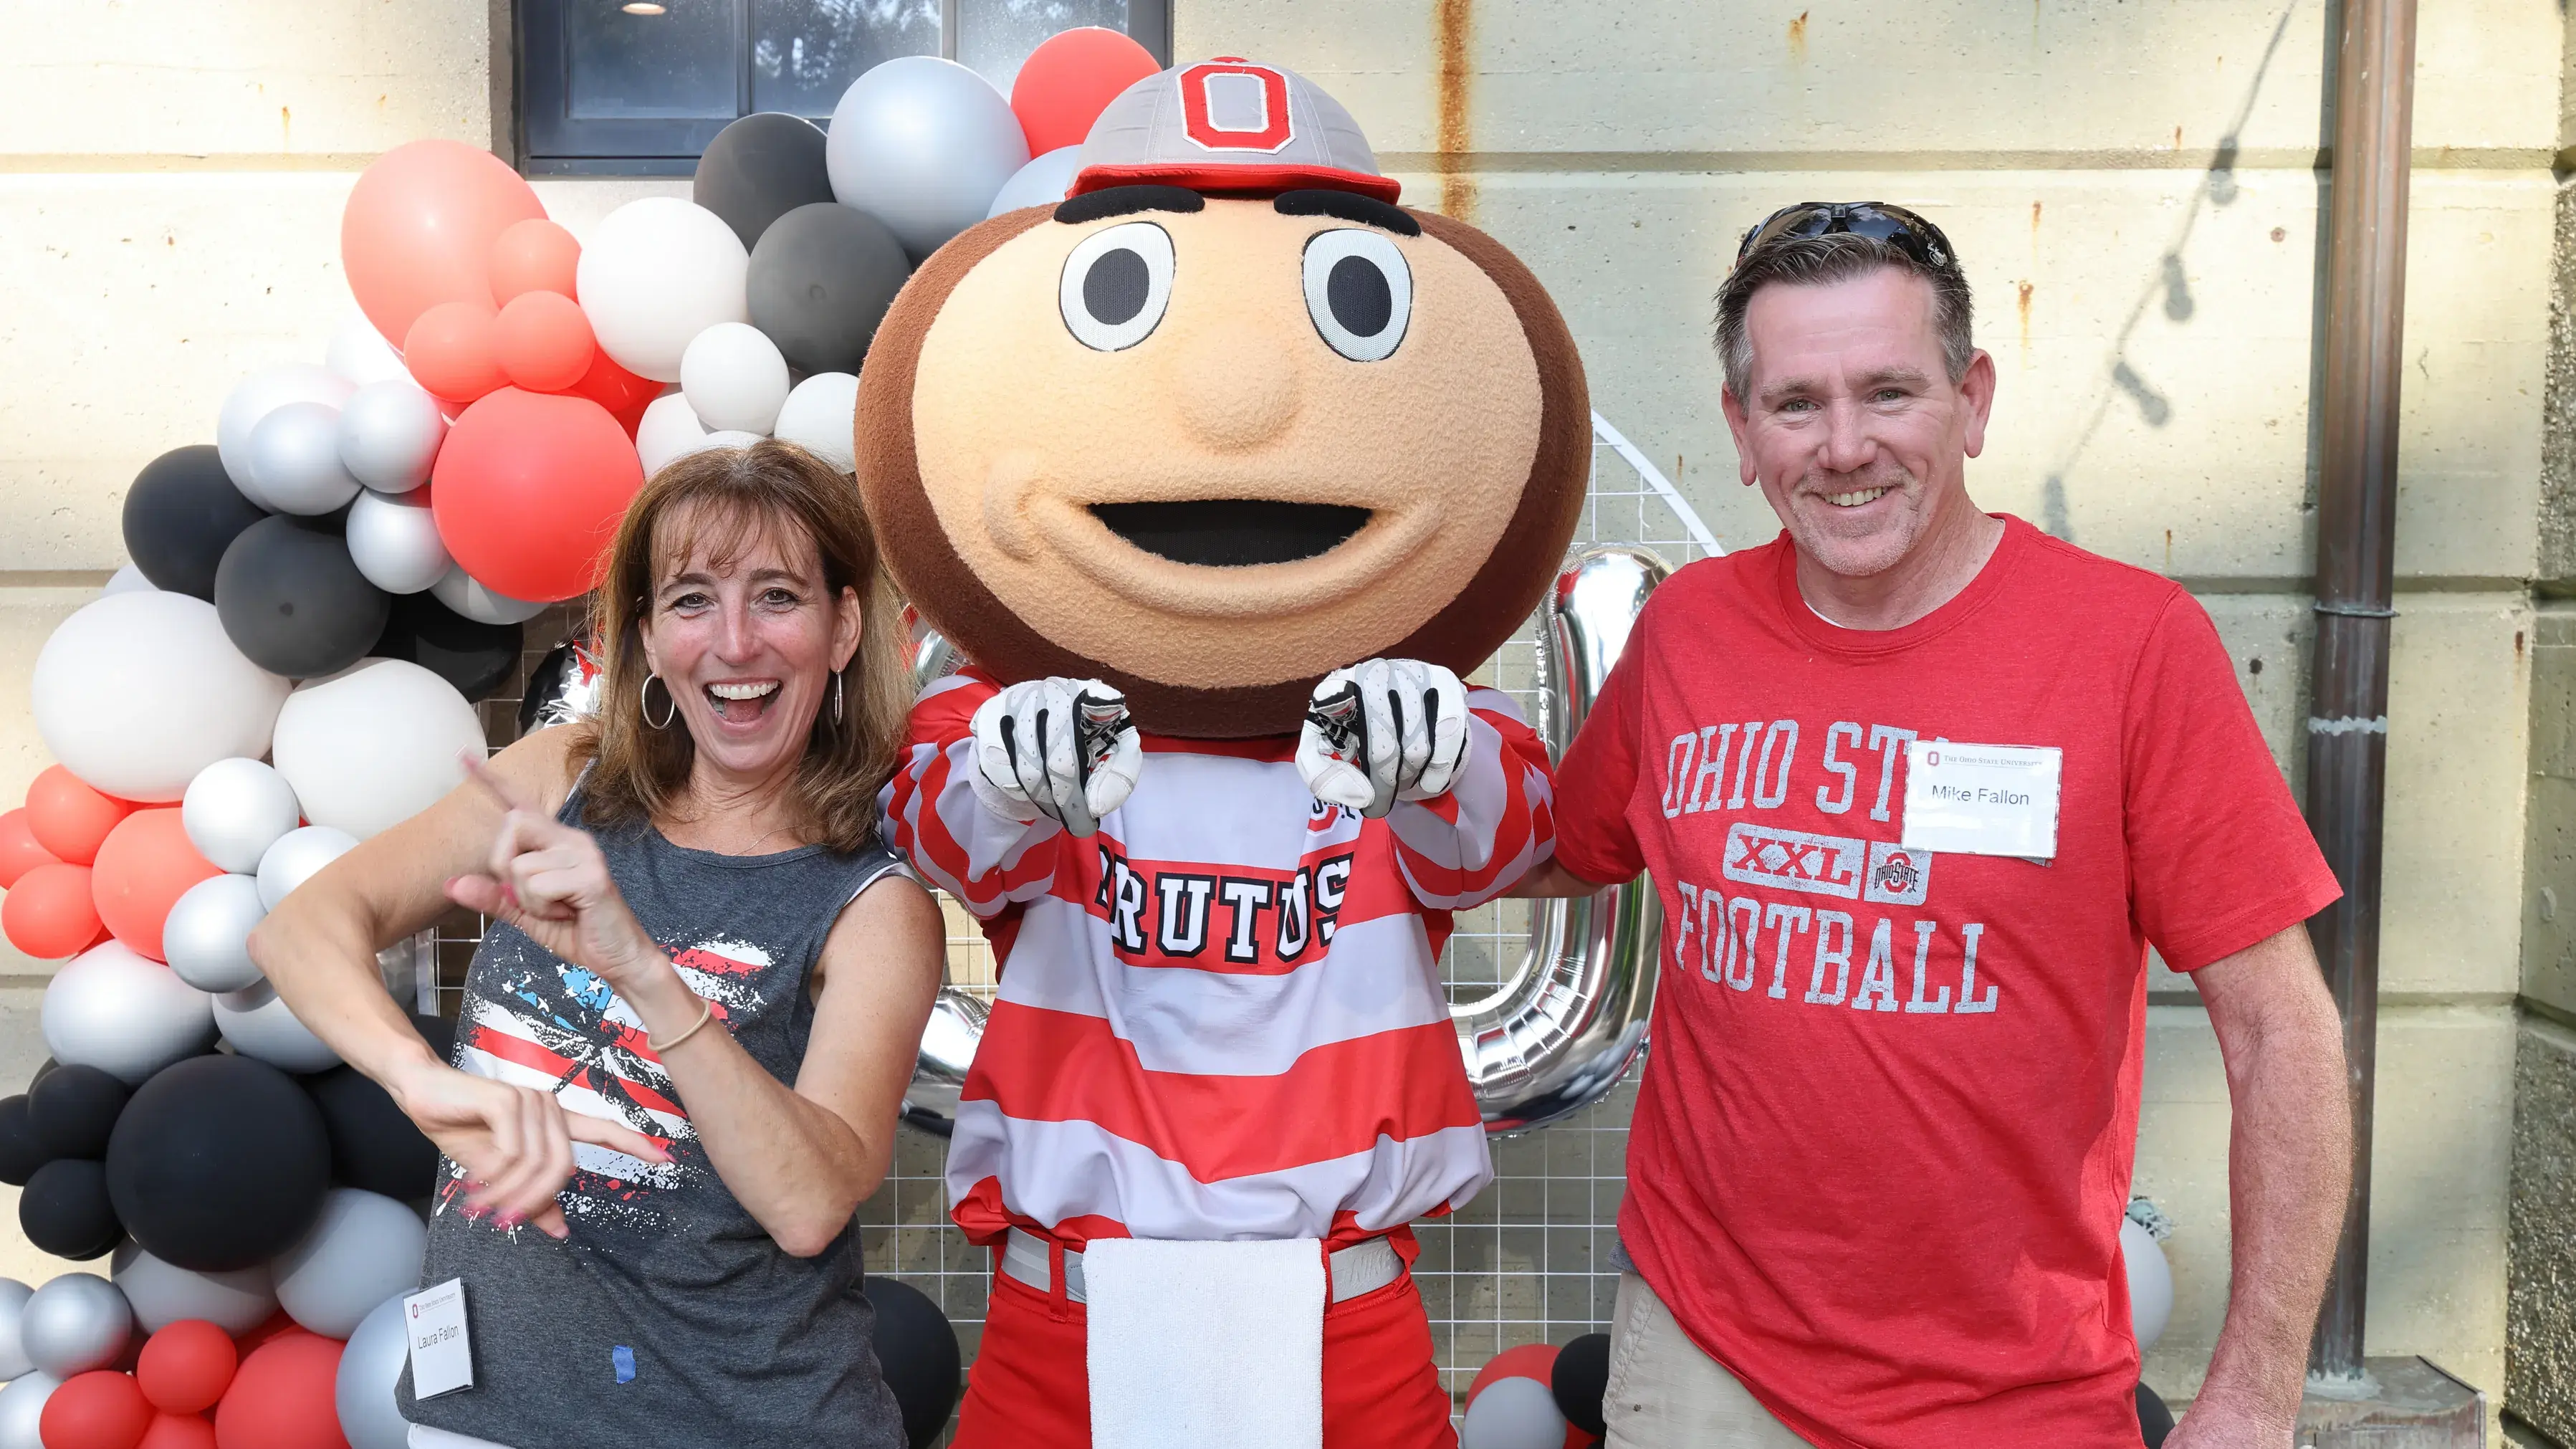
top-left (1088, 500), bottom-right (1371, 567)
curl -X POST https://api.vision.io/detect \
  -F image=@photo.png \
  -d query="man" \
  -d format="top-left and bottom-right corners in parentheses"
top-left (1518, 202), bottom-right (2351, 1448)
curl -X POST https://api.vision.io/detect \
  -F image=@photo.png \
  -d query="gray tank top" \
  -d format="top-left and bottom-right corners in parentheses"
top-left (401, 778), bottom-right (912, 1449)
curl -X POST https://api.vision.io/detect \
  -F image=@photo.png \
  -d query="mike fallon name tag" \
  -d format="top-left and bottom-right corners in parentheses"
top-left (1900, 740), bottom-right (2061, 862)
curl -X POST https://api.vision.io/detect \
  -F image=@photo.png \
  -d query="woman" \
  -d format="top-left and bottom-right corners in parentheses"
top-left (253, 441), bottom-right (945, 1449)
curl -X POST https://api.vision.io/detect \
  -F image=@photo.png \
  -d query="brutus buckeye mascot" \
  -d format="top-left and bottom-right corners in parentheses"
top-left (858, 57), bottom-right (1589, 1449)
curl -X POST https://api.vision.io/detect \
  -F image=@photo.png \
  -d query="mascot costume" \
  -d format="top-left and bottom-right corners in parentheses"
top-left (858, 57), bottom-right (1589, 1449)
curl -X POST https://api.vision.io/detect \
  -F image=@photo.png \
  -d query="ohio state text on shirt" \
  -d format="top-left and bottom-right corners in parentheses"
top-left (1552, 517), bottom-right (2339, 1449)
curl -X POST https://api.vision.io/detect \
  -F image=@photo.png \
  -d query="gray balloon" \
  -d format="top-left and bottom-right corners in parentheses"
top-left (248, 401), bottom-right (363, 516)
top-left (335, 1291), bottom-right (415, 1449)
top-left (694, 113), bottom-right (835, 252)
top-left (0, 1281), bottom-right (29, 1382)
top-left (336, 381), bottom-right (446, 495)
top-left (19, 1273), bottom-right (130, 1379)
top-left (163, 873), bottom-right (268, 994)
top-left (1460, 1375), bottom-right (1569, 1449)
top-left (824, 57), bottom-right (1028, 260)
top-left (111, 1242), bottom-right (277, 1336)
top-left (0, 1372), bottom-right (57, 1449)
top-left (747, 203), bottom-right (912, 376)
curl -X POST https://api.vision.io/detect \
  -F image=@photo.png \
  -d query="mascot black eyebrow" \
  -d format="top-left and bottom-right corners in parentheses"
top-left (861, 57), bottom-right (1588, 1449)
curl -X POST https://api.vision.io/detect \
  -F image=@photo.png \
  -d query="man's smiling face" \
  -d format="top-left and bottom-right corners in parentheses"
top-left (879, 190), bottom-right (1566, 723)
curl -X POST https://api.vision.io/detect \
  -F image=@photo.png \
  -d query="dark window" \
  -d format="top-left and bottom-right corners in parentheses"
top-left (519, 0), bottom-right (1172, 175)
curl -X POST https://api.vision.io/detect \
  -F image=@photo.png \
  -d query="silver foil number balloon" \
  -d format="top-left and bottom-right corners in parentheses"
top-left (897, 546), bottom-right (1672, 1136)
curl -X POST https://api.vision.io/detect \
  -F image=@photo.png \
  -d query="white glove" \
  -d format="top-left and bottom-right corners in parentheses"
top-left (1296, 659), bottom-right (1470, 818)
top-left (969, 677), bottom-right (1144, 838)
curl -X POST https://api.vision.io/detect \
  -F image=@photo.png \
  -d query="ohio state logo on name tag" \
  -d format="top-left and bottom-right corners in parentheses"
top-left (1900, 740), bottom-right (2062, 862)
top-left (1179, 59), bottom-right (1297, 153)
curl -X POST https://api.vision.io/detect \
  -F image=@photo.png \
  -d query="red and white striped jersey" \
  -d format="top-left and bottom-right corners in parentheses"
top-left (886, 668), bottom-right (1557, 1249)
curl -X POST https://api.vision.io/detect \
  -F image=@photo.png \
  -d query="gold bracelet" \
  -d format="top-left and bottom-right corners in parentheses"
top-left (648, 996), bottom-right (715, 1053)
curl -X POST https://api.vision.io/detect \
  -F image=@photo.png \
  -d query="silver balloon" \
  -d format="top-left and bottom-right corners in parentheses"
top-left (894, 550), bottom-right (1672, 1137)
top-left (336, 1292), bottom-right (415, 1449)
top-left (247, 400), bottom-right (364, 515)
top-left (1460, 1374), bottom-right (1569, 1449)
top-left (163, 872), bottom-right (269, 993)
top-left (825, 57), bottom-right (1028, 261)
top-left (517, 637), bottom-right (604, 737)
top-left (336, 380), bottom-right (446, 495)
top-left (0, 1281), bottom-right (30, 1382)
top-left (19, 1273), bottom-right (130, 1379)
top-left (0, 1372), bottom-right (58, 1449)
top-left (215, 980), bottom-right (343, 1073)
top-left (111, 1243), bottom-right (276, 1335)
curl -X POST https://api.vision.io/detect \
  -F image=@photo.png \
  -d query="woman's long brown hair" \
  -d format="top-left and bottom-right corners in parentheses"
top-left (569, 441), bottom-right (911, 854)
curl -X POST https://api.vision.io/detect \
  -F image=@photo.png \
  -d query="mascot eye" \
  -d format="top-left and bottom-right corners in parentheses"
top-left (1301, 229), bottom-right (1412, 363)
top-left (1060, 221), bottom-right (1175, 352)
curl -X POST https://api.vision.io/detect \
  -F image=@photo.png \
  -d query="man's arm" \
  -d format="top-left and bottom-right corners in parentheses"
top-left (2167, 922), bottom-right (2350, 1448)
top-left (1510, 859), bottom-right (1612, 897)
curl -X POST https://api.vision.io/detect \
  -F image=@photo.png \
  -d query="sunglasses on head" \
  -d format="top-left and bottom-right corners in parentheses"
top-left (1735, 201), bottom-right (1958, 272)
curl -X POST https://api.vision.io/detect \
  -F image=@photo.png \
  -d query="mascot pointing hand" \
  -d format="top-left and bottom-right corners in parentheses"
top-left (860, 57), bottom-right (1589, 1449)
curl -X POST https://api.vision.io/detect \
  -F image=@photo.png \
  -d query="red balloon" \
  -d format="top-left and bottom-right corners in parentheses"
top-left (488, 217), bottom-right (581, 306)
top-left (341, 139), bottom-right (547, 349)
top-left (138, 1321), bottom-right (238, 1415)
top-left (213, 1331), bottom-right (344, 1449)
top-left (0, 809), bottom-right (59, 889)
top-left (1465, 1342), bottom-right (1561, 1407)
top-left (40, 1369), bottom-right (153, 1449)
top-left (91, 810), bottom-right (221, 962)
top-left (5, 861), bottom-right (101, 960)
top-left (26, 766), bottom-right (136, 867)
top-left (1011, 27), bottom-right (1162, 156)
top-left (137, 1415), bottom-right (218, 1449)
top-left (494, 291), bottom-right (596, 393)
top-left (404, 301), bottom-right (507, 405)
top-left (565, 351), bottom-right (661, 439)
top-left (431, 388), bottom-right (644, 603)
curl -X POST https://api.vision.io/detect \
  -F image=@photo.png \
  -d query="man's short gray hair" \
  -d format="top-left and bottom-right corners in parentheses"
top-left (1713, 231), bottom-right (1976, 399)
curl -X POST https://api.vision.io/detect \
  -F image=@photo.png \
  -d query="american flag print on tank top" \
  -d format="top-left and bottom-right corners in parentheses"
top-left (885, 669), bottom-right (1558, 1249)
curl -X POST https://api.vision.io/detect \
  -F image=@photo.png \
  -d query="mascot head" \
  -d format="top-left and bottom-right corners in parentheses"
top-left (856, 57), bottom-right (1589, 737)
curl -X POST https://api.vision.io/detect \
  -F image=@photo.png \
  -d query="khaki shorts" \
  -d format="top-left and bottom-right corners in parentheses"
top-left (1603, 1271), bottom-right (1813, 1449)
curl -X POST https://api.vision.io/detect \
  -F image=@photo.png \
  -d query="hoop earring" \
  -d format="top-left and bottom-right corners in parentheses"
top-left (831, 669), bottom-right (846, 728)
top-left (640, 673), bottom-right (677, 730)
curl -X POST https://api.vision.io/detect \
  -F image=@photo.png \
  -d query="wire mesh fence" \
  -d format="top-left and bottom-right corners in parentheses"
top-left (426, 417), bottom-right (1720, 1425)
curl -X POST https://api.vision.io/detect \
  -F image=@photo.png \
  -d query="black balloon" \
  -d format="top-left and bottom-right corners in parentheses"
top-left (29, 1064), bottom-right (128, 1162)
top-left (305, 1066), bottom-right (440, 1201)
top-left (517, 636), bottom-right (603, 737)
top-left (214, 512), bottom-right (390, 679)
top-left (123, 445), bottom-right (269, 601)
top-left (2136, 1382), bottom-right (2173, 1448)
top-left (372, 590), bottom-right (524, 703)
top-left (21, 1158), bottom-right (123, 1260)
top-left (0, 1096), bottom-right (49, 1187)
top-left (1550, 1331), bottom-right (1611, 1436)
top-left (748, 202), bottom-right (912, 376)
top-left (105, 1053), bottom-right (331, 1272)
top-left (866, 1277), bottom-right (962, 1449)
top-left (695, 113), bottom-right (837, 252)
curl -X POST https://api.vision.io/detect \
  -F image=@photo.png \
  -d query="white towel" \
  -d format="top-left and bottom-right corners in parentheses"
top-left (1083, 1237), bottom-right (1327, 1449)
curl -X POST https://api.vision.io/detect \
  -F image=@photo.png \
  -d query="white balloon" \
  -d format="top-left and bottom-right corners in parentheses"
top-left (327, 309), bottom-right (413, 388)
top-left (257, 825), bottom-right (360, 911)
top-left (635, 392), bottom-right (709, 477)
top-left (218, 364), bottom-right (355, 507)
top-left (111, 1243), bottom-right (277, 1336)
top-left (19, 1274), bottom-right (130, 1379)
top-left (827, 57), bottom-right (1029, 259)
top-left (0, 1281), bottom-right (30, 1382)
top-left (770, 373), bottom-right (860, 473)
top-left (0, 1373), bottom-right (57, 1449)
top-left (183, 757), bottom-right (304, 874)
top-left (431, 567), bottom-right (547, 626)
top-left (2122, 1216), bottom-right (2174, 1352)
top-left (987, 144), bottom-right (1085, 218)
top-left (335, 1292), bottom-right (416, 1449)
top-left (337, 381), bottom-right (448, 495)
top-left (215, 980), bottom-right (341, 1072)
top-left (100, 565), bottom-right (155, 598)
top-left (680, 322), bottom-right (791, 435)
top-left (42, 943), bottom-right (217, 1085)
top-left (345, 489), bottom-right (451, 595)
top-left (1460, 1374), bottom-right (1568, 1449)
top-left (576, 197), bottom-right (751, 383)
top-left (276, 1190), bottom-right (428, 1338)
top-left (678, 429), bottom-right (765, 459)
top-left (32, 592), bottom-right (291, 803)
top-left (162, 874), bottom-right (269, 993)
top-left (272, 659), bottom-right (485, 840)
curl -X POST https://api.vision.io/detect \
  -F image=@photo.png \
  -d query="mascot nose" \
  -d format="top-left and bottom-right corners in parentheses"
top-left (1164, 327), bottom-right (1302, 450)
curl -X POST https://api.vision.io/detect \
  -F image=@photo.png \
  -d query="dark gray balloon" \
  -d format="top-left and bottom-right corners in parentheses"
top-left (370, 590), bottom-right (522, 704)
top-left (695, 113), bottom-right (835, 252)
top-left (214, 514), bottom-right (390, 679)
top-left (748, 202), bottom-right (913, 376)
top-left (123, 445), bottom-right (269, 601)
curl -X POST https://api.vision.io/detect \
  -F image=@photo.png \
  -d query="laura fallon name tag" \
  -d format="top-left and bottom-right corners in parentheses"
top-left (406, 1278), bottom-right (474, 1400)
top-left (1900, 740), bottom-right (2062, 862)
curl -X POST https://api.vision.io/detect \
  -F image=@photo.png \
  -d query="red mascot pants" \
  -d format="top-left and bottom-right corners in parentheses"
top-left (951, 1248), bottom-right (1458, 1449)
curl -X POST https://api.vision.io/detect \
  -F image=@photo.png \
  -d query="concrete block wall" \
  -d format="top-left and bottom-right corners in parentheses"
top-left (0, 0), bottom-right (2550, 1425)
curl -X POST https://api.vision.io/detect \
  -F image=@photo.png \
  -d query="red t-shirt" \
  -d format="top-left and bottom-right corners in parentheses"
top-left (1553, 516), bottom-right (2339, 1448)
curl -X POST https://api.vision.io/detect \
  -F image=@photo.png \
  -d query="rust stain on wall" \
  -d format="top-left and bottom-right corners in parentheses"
top-left (2017, 281), bottom-right (2034, 356)
top-left (1435, 0), bottom-right (1477, 221)
top-left (1787, 10), bottom-right (1810, 62)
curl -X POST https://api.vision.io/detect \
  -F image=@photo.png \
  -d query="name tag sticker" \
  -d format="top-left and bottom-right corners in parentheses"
top-left (1900, 740), bottom-right (2062, 862)
top-left (405, 1278), bottom-right (474, 1400)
